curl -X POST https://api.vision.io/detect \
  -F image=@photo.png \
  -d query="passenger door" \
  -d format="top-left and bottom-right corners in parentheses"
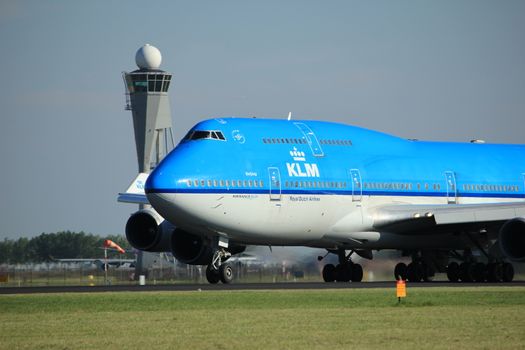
top-left (350, 169), bottom-right (362, 202)
top-left (268, 167), bottom-right (281, 201)
top-left (522, 173), bottom-right (525, 198)
top-left (445, 171), bottom-right (457, 204)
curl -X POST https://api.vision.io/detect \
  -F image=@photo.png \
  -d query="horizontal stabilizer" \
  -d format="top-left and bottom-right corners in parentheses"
top-left (118, 173), bottom-right (149, 204)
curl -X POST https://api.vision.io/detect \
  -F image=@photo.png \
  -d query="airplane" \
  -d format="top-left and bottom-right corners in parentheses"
top-left (119, 117), bottom-right (525, 284)
top-left (55, 258), bottom-right (135, 271)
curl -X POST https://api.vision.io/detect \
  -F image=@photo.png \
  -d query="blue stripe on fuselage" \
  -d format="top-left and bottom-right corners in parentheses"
top-left (145, 187), bottom-right (525, 199)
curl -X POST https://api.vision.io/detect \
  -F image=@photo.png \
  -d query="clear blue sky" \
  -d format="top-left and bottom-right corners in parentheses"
top-left (0, 0), bottom-right (524, 239)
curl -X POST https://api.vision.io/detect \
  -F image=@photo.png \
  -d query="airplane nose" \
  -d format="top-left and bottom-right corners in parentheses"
top-left (145, 162), bottom-right (172, 194)
top-left (144, 169), bottom-right (159, 194)
top-left (144, 164), bottom-right (176, 214)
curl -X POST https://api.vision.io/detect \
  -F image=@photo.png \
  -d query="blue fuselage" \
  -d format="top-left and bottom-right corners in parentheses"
top-left (146, 117), bottom-right (525, 201)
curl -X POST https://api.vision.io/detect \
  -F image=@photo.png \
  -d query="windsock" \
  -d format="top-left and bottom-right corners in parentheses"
top-left (103, 239), bottom-right (126, 254)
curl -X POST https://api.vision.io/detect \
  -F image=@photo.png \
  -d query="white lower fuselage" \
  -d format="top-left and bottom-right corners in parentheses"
top-left (148, 191), bottom-right (518, 251)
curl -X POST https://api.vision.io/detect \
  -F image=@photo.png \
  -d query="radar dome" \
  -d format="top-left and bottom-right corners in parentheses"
top-left (135, 44), bottom-right (162, 70)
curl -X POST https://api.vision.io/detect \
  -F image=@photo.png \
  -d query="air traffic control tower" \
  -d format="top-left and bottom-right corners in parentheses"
top-left (123, 44), bottom-right (174, 183)
top-left (122, 44), bottom-right (174, 277)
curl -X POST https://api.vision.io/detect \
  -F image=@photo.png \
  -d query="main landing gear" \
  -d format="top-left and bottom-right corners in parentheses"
top-left (443, 244), bottom-right (515, 283)
top-left (445, 261), bottom-right (514, 282)
top-left (393, 249), bottom-right (515, 283)
top-left (321, 249), bottom-right (364, 283)
top-left (394, 261), bottom-right (434, 282)
top-left (394, 252), bottom-right (436, 282)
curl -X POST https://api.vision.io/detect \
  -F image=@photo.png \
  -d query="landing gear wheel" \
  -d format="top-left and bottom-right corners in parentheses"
top-left (206, 265), bottom-right (220, 284)
top-left (487, 263), bottom-right (502, 282)
top-left (339, 264), bottom-right (354, 282)
top-left (459, 262), bottom-right (474, 282)
top-left (322, 264), bottom-right (336, 282)
top-left (407, 262), bottom-right (423, 282)
top-left (335, 264), bottom-right (352, 282)
top-left (421, 263), bottom-right (434, 282)
top-left (502, 263), bottom-right (514, 282)
top-left (394, 263), bottom-right (407, 281)
top-left (219, 263), bottom-right (234, 284)
top-left (351, 264), bottom-right (363, 282)
top-left (472, 262), bottom-right (486, 282)
top-left (447, 262), bottom-right (460, 282)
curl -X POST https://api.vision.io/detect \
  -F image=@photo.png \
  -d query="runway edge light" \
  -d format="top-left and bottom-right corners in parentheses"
top-left (396, 279), bottom-right (407, 303)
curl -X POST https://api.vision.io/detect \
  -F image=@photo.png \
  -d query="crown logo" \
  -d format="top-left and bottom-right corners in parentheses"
top-left (289, 147), bottom-right (305, 161)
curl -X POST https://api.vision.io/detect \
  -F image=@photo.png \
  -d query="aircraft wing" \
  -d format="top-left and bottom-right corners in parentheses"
top-left (118, 173), bottom-right (149, 204)
top-left (371, 201), bottom-right (525, 234)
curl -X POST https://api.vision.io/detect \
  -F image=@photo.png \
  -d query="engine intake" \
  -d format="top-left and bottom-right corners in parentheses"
top-left (499, 218), bottom-right (525, 262)
top-left (125, 209), bottom-right (172, 252)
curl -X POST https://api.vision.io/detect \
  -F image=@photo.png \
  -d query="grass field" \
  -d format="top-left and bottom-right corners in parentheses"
top-left (1, 287), bottom-right (524, 349)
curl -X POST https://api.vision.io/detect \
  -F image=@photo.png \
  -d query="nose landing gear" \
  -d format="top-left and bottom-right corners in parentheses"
top-left (205, 262), bottom-right (234, 284)
top-left (205, 237), bottom-right (234, 284)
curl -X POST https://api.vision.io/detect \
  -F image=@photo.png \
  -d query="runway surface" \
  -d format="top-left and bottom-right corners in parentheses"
top-left (2, 281), bottom-right (525, 294)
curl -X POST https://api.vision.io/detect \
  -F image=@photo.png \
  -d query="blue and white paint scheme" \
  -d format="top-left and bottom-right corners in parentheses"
top-left (120, 117), bottom-right (525, 284)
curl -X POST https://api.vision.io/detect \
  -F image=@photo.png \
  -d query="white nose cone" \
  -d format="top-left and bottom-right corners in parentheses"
top-left (135, 44), bottom-right (162, 69)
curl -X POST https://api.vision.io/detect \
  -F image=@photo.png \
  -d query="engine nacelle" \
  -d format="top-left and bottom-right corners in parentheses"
top-left (170, 229), bottom-right (247, 265)
top-left (499, 218), bottom-right (525, 262)
top-left (171, 228), bottom-right (215, 265)
top-left (125, 209), bottom-right (173, 252)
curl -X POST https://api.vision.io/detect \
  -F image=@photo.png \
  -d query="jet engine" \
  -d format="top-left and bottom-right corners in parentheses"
top-left (499, 218), bottom-right (525, 262)
top-left (126, 210), bottom-right (246, 265)
top-left (171, 228), bottom-right (215, 265)
top-left (171, 229), bottom-right (247, 265)
top-left (125, 209), bottom-right (173, 252)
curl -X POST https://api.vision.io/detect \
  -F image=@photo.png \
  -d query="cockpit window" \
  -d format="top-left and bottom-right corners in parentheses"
top-left (191, 131), bottom-right (212, 140)
top-left (213, 131), bottom-right (226, 140)
top-left (183, 130), bottom-right (226, 141)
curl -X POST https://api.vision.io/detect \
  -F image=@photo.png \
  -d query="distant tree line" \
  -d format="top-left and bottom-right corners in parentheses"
top-left (0, 231), bottom-right (134, 264)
